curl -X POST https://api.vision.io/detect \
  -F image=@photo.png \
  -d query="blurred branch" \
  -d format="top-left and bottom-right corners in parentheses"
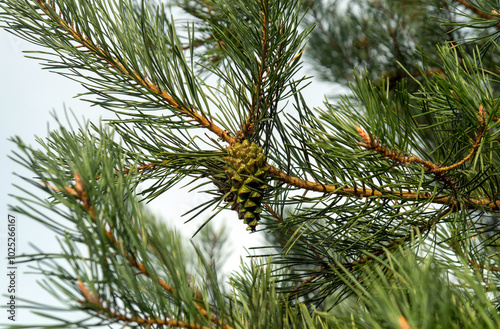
top-left (453, 0), bottom-right (500, 29)
top-left (310, 6), bottom-right (353, 80)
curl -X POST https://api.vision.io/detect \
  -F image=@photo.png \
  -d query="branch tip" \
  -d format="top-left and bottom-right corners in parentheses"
top-left (77, 280), bottom-right (100, 305)
top-left (356, 126), bottom-right (371, 146)
top-left (479, 104), bottom-right (486, 124)
top-left (398, 315), bottom-right (411, 329)
top-left (74, 172), bottom-right (85, 195)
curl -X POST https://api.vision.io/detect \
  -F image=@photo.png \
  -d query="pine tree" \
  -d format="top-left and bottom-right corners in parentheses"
top-left (2, 0), bottom-right (500, 328)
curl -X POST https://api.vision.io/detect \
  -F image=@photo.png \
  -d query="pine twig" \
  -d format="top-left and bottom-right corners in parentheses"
top-left (243, 0), bottom-right (271, 138)
top-left (438, 105), bottom-right (487, 171)
top-left (355, 126), bottom-right (455, 190)
top-left (34, 0), bottom-right (236, 145)
top-left (45, 172), bottom-right (233, 329)
top-left (267, 163), bottom-right (500, 210)
top-left (468, 259), bottom-right (500, 272)
top-left (77, 280), bottom-right (210, 329)
top-left (264, 202), bottom-right (282, 222)
top-left (356, 104), bottom-right (486, 178)
top-left (452, 0), bottom-right (500, 29)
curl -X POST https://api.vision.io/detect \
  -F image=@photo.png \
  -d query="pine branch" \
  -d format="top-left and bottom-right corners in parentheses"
top-left (267, 164), bottom-right (492, 208)
top-left (436, 104), bottom-right (487, 172)
top-left (468, 259), bottom-right (500, 273)
top-left (44, 171), bottom-right (233, 329)
top-left (308, 2), bottom-right (354, 81)
top-left (265, 102), bottom-right (495, 211)
top-left (244, 1), bottom-right (271, 134)
top-left (288, 205), bottom-right (455, 299)
top-left (452, 0), bottom-right (500, 29)
top-left (356, 104), bottom-right (486, 188)
top-left (77, 280), bottom-right (210, 329)
top-left (5, 0), bottom-right (500, 324)
top-left (355, 126), bottom-right (457, 189)
top-left (34, 0), bottom-right (237, 145)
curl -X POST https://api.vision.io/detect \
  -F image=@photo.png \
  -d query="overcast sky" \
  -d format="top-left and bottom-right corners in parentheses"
top-left (0, 18), bottom-right (340, 325)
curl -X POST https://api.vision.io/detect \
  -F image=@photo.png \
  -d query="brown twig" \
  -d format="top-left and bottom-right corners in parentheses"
top-left (398, 316), bottom-right (412, 329)
top-left (356, 104), bottom-right (487, 177)
top-left (468, 259), bottom-right (500, 272)
top-left (453, 0), bottom-right (500, 29)
top-left (77, 280), bottom-right (210, 329)
top-left (34, 0), bottom-right (236, 146)
top-left (46, 173), bottom-right (233, 329)
top-left (437, 104), bottom-right (487, 172)
top-left (356, 126), bottom-right (457, 190)
top-left (267, 163), bottom-right (500, 211)
top-left (264, 202), bottom-right (283, 223)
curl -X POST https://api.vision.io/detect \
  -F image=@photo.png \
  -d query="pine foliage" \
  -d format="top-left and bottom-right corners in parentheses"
top-left (2, 0), bottom-right (500, 328)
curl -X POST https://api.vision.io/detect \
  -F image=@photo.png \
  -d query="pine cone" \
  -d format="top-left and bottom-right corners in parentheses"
top-left (224, 140), bottom-right (268, 232)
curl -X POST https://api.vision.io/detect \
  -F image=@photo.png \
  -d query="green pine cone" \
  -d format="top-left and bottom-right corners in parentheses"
top-left (224, 140), bottom-right (268, 232)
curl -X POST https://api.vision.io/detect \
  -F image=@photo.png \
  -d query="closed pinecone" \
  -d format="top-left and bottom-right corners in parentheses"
top-left (224, 140), bottom-right (268, 232)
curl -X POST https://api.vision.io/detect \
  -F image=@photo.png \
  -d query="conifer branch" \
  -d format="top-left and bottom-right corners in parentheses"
top-left (355, 127), bottom-right (459, 196)
top-left (267, 163), bottom-right (500, 210)
top-left (44, 172), bottom-right (233, 329)
top-left (77, 280), bottom-right (210, 329)
top-left (437, 104), bottom-right (487, 172)
top-left (289, 205), bottom-right (454, 298)
top-left (355, 104), bottom-right (486, 181)
top-left (468, 259), bottom-right (500, 272)
top-left (452, 0), bottom-right (500, 29)
top-left (309, 3), bottom-right (354, 75)
top-left (34, 0), bottom-right (236, 145)
top-left (5, 0), bottom-right (500, 324)
top-left (355, 126), bottom-right (455, 190)
top-left (245, 0), bottom-right (270, 134)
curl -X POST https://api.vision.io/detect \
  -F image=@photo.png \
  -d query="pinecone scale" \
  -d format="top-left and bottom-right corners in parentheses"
top-left (224, 140), bottom-right (268, 232)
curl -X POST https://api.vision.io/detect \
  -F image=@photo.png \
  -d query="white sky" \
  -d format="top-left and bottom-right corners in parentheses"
top-left (0, 19), bottom-right (340, 325)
